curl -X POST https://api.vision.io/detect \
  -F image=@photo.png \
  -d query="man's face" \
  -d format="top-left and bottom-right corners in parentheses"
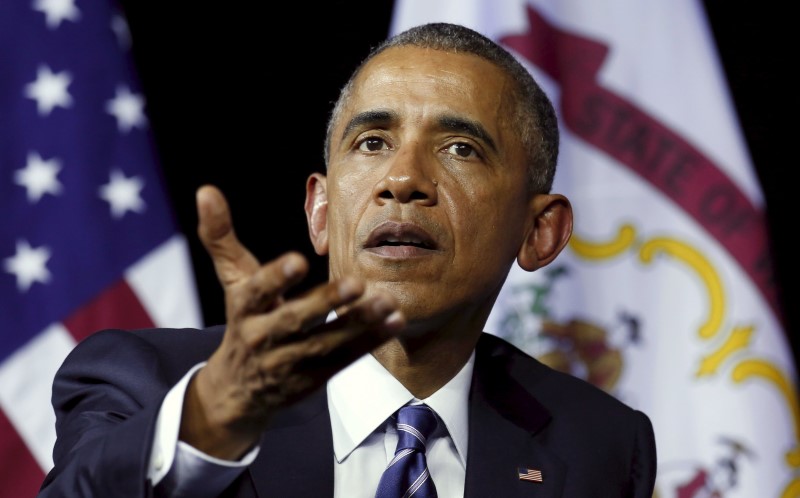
top-left (314, 46), bottom-right (537, 328)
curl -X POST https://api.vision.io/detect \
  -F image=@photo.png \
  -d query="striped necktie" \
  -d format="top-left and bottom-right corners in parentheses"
top-left (375, 404), bottom-right (439, 498)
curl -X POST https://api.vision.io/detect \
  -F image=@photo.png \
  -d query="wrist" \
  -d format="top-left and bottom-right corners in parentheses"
top-left (178, 366), bottom-right (261, 460)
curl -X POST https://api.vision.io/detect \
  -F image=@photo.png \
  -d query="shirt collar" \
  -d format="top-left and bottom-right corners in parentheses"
top-left (327, 349), bottom-right (475, 467)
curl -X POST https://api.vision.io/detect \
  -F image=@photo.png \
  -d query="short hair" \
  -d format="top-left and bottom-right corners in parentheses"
top-left (324, 22), bottom-right (559, 193)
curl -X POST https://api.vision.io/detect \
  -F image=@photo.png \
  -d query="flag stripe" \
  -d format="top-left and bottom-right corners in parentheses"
top-left (499, 5), bottom-right (780, 323)
top-left (0, 323), bottom-right (74, 471)
top-left (0, 409), bottom-right (44, 498)
top-left (125, 235), bottom-right (202, 328)
top-left (62, 278), bottom-right (155, 342)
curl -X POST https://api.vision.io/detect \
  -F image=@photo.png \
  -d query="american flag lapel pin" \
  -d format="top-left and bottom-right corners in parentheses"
top-left (518, 467), bottom-right (543, 483)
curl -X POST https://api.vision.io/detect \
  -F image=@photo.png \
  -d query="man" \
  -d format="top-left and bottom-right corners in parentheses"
top-left (39, 22), bottom-right (657, 497)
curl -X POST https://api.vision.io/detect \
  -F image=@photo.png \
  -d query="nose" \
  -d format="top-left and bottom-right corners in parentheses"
top-left (372, 146), bottom-right (438, 206)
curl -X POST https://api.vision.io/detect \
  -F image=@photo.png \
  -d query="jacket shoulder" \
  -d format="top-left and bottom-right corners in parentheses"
top-left (476, 332), bottom-right (650, 420)
top-left (61, 324), bottom-right (226, 385)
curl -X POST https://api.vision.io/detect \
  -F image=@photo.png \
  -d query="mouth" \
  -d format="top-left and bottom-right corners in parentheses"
top-left (363, 221), bottom-right (439, 257)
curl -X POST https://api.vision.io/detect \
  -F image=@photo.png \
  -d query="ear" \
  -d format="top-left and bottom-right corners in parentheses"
top-left (517, 193), bottom-right (573, 272)
top-left (304, 173), bottom-right (329, 256)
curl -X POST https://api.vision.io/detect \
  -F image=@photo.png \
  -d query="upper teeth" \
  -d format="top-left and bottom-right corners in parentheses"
top-left (385, 236), bottom-right (421, 244)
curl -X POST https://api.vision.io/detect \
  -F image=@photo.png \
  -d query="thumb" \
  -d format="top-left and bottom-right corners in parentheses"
top-left (196, 184), bottom-right (260, 286)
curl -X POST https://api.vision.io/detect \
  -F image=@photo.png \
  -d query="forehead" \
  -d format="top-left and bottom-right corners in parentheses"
top-left (334, 46), bottom-right (516, 138)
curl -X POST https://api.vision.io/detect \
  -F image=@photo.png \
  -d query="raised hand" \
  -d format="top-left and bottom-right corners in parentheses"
top-left (179, 185), bottom-right (404, 459)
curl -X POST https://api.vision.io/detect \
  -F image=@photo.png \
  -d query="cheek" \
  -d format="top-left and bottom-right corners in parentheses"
top-left (446, 180), bottom-right (527, 259)
top-left (335, 169), bottom-right (366, 199)
top-left (327, 173), bottom-right (373, 258)
top-left (445, 177), bottom-right (502, 235)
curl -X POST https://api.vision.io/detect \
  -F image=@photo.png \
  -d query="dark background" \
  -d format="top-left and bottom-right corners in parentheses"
top-left (117, 2), bottom-right (797, 364)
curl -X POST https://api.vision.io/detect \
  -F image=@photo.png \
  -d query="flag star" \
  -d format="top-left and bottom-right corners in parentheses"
top-left (110, 14), bottom-right (132, 50)
top-left (24, 65), bottom-right (73, 116)
top-left (32, 0), bottom-right (80, 29)
top-left (105, 85), bottom-right (147, 133)
top-left (99, 169), bottom-right (146, 218)
top-left (4, 240), bottom-right (52, 292)
top-left (14, 151), bottom-right (63, 203)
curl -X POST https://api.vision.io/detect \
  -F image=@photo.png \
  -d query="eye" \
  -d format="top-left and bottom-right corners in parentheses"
top-left (357, 136), bottom-right (388, 152)
top-left (444, 142), bottom-right (477, 159)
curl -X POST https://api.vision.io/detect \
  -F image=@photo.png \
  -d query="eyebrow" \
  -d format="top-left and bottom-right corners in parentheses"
top-left (339, 110), bottom-right (498, 153)
top-left (340, 110), bottom-right (396, 143)
top-left (437, 114), bottom-right (497, 153)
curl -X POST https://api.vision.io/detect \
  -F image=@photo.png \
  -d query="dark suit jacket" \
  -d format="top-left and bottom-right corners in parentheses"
top-left (39, 326), bottom-right (656, 497)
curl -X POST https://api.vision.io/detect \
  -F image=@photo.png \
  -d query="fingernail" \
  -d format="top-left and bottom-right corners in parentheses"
top-left (383, 311), bottom-right (405, 331)
top-left (372, 297), bottom-right (394, 315)
top-left (283, 257), bottom-right (300, 278)
top-left (338, 279), bottom-right (360, 300)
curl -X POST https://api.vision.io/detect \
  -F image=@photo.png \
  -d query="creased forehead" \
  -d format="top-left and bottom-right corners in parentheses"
top-left (335, 46), bottom-right (515, 134)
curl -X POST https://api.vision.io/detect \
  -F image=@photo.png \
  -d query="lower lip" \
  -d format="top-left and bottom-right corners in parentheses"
top-left (364, 246), bottom-right (437, 258)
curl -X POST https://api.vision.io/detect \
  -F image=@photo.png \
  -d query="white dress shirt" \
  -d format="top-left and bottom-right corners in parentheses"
top-left (147, 351), bottom-right (475, 497)
top-left (328, 350), bottom-right (474, 498)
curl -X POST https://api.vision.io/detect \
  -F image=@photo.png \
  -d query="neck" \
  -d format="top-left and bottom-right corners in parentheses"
top-left (370, 313), bottom-right (484, 399)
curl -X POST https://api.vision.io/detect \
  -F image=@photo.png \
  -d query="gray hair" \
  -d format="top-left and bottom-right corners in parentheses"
top-left (324, 22), bottom-right (559, 193)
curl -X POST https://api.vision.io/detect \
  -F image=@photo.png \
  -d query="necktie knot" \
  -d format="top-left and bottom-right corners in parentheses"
top-left (395, 404), bottom-right (438, 452)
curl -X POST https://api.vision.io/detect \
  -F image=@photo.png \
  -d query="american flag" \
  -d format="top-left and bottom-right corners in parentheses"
top-left (517, 467), bottom-right (543, 483)
top-left (0, 0), bottom-right (202, 495)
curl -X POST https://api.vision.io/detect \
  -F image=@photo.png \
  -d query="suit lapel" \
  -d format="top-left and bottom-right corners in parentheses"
top-left (246, 387), bottom-right (334, 497)
top-left (464, 334), bottom-right (567, 498)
